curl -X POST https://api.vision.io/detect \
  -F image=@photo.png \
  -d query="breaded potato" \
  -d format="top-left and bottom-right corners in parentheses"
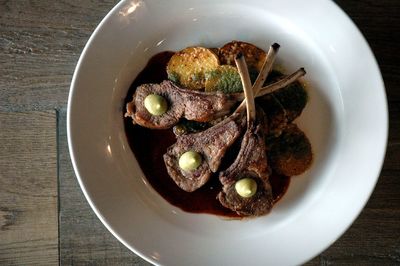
top-left (257, 70), bottom-right (308, 136)
top-left (268, 124), bottom-right (312, 176)
top-left (166, 47), bottom-right (220, 90)
top-left (219, 41), bottom-right (266, 72)
top-left (205, 65), bottom-right (242, 93)
top-left (273, 81), bottom-right (308, 122)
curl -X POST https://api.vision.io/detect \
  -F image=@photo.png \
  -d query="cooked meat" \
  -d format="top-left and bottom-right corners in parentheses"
top-left (125, 68), bottom-right (305, 129)
top-left (125, 80), bottom-right (237, 129)
top-left (124, 42), bottom-right (312, 217)
top-left (218, 117), bottom-right (273, 216)
top-left (268, 123), bottom-right (313, 176)
top-left (217, 53), bottom-right (273, 217)
top-left (163, 113), bottom-right (246, 192)
top-left (163, 43), bottom-right (281, 192)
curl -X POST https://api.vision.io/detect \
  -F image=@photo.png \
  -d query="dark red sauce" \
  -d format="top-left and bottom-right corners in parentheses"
top-left (124, 51), bottom-right (290, 217)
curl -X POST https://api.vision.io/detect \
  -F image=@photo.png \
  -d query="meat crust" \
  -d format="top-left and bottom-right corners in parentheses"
top-left (163, 113), bottom-right (246, 192)
top-left (125, 80), bottom-right (238, 129)
top-left (218, 111), bottom-right (273, 216)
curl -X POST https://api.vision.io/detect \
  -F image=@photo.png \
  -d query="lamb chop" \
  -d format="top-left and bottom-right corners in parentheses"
top-left (163, 44), bottom-right (281, 192)
top-left (163, 112), bottom-right (246, 192)
top-left (125, 67), bottom-right (305, 129)
top-left (218, 54), bottom-right (274, 216)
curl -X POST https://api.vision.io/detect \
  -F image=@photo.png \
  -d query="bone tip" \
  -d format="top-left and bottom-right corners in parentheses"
top-left (235, 52), bottom-right (244, 60)
top-left (272, 43), bottom-right (280, 50)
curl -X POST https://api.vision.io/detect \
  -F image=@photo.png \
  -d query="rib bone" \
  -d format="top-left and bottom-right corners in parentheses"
top-left (217, 50), bottom-right (274, 216)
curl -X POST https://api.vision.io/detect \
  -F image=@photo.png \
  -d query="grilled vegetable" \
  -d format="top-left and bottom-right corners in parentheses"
top-left (273, 81), bottom-right (308, 122)
top-left (166, 47), bottom-right (220, 90)
top-left (219, 41), bottom-right (266, 73)
top-left (205, 65), bottom-right (243, 93)
top-left (268, 124), bottom-right (312, 176)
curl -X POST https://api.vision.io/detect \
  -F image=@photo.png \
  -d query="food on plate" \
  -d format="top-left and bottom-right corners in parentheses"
top-left (164, 112), bottom-right (246, 192)
top-left (257, 71), bottom-right (308, 137)
top-left (219, 41), bottom-right (266, 77)
top-left (218, 115), bottom-right (274, 216)
top-left (218, 54), bottom-right (273, 216)
top-left (268, 124), bottom-right (312, 176)
top-left (124, 40), bottom-right (313, 218)
top-left (172, 119), bottom-right (210, 136)
top-left (204, 65), bottom-right (242, 93)
top-left (163, 44), bottom-right (279, 193)
top-left (125, 69), bottom-right (305, 129)
top-left (235, 177), bottom-right (258, 198)
top-left (125, 80), bottom-right (237, 129)
top-left (143, 94), bottom-right (168, 116)
top-left (166, 47), bottom-right (220, 90)
top-left (178, 150), bottom-right (203, 171)
top-left (265, 70), bottom-right (308, 120)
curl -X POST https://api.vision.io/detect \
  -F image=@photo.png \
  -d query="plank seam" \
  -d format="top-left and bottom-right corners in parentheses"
top-left (55, 108), bottom-right (61, 266)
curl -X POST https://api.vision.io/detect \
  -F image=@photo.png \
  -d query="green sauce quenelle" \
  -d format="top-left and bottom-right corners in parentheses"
top-left (144, 94), bottom-right (168, 116)
top-left (179, 151), bottom-right (202, 171)
top-left (235, 178), bottom-right (257, 198)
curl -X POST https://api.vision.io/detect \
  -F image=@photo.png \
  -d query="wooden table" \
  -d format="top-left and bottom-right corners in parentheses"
top-left (1, 1), bottom-right (399, 265)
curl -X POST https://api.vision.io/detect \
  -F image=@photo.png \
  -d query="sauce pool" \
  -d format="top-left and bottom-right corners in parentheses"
top-left (124, 51), bottom-right (290, 218)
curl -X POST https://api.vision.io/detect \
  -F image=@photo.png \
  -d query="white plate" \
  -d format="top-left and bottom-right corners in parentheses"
top-left (67, 0), bottom-right (388, 265)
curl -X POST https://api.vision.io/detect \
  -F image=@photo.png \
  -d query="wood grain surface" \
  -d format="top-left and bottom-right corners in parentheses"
top-left (58, 108), bottom-right (151, 266)
top-left (0, 111), bottom-right (58, 265)
top-left (0, 0), bottom-right (399, 265)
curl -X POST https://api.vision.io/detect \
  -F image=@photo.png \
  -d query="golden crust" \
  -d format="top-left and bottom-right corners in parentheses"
top-left (166, 47), bottom-right (220, 90)
top-left (219, 41), bottom-right (266, 72)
